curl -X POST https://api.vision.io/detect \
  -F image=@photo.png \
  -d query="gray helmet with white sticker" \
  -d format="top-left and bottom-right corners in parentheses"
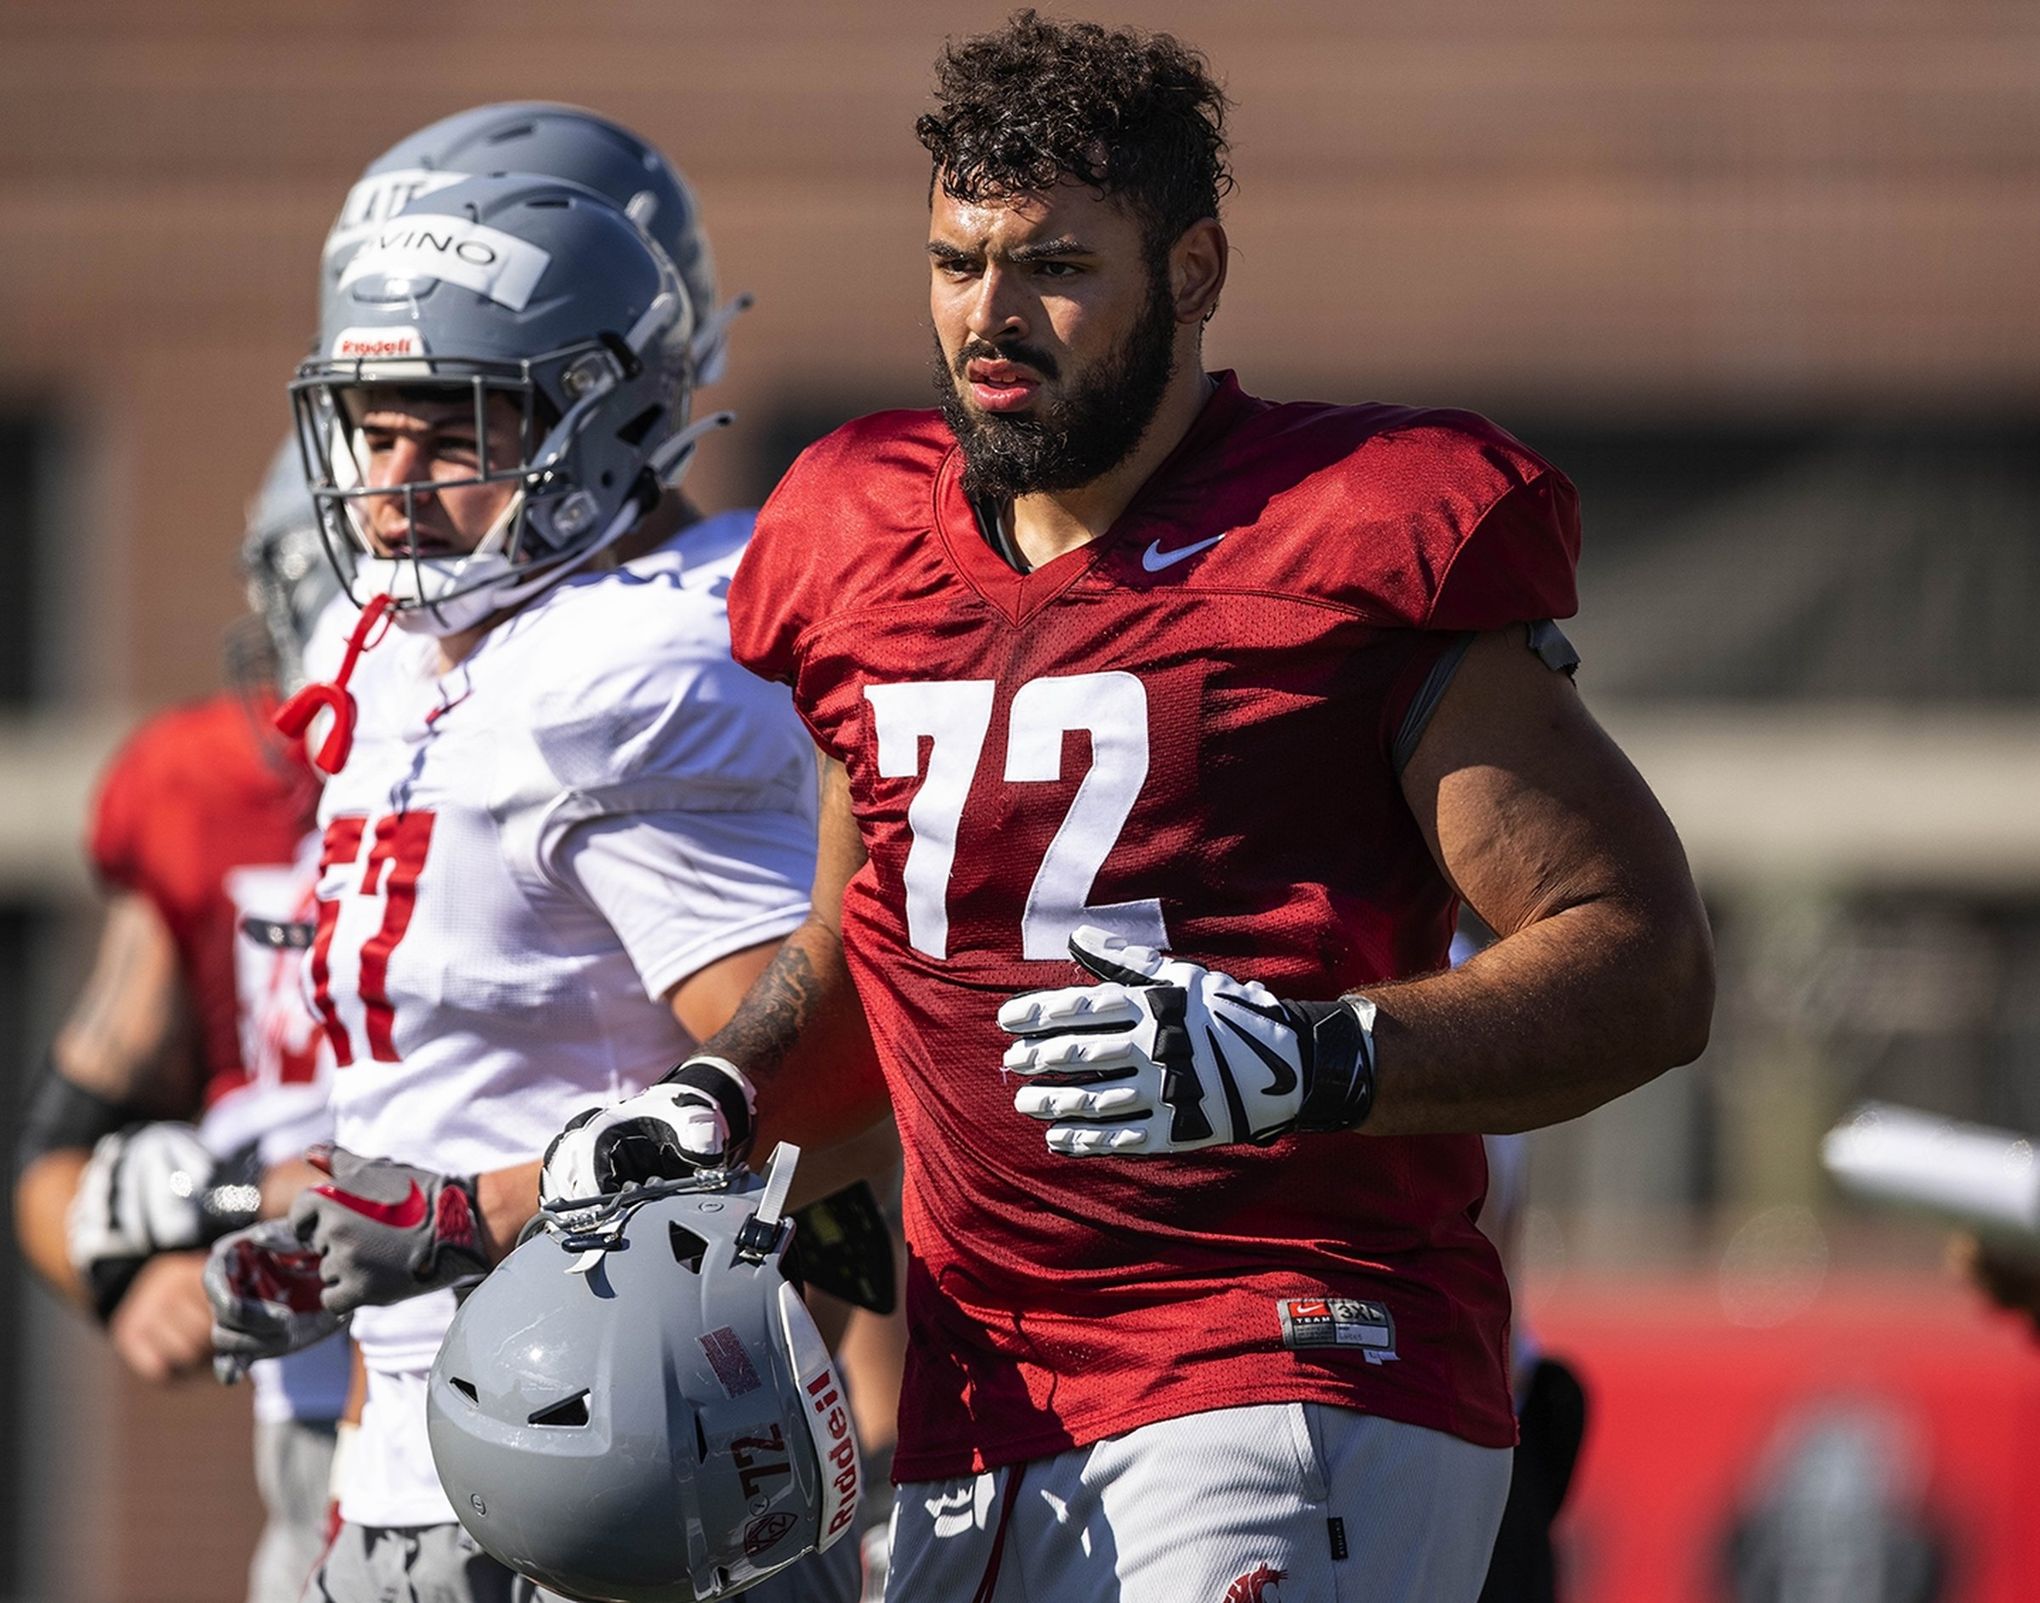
top-left (322, 102), bottom-right (735, 382)
top-left (427, 1147), bottom-right (862, 1602)
top-left (237, 436), bottom-right (343, 693)
top-left (293, 172), bottom-right (725, 635)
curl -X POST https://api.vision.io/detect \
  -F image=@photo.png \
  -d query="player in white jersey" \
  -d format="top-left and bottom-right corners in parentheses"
top-left (204, 171), bottom-right (859, 1603)
top-left (300, 498), bottom-right (819, 1537)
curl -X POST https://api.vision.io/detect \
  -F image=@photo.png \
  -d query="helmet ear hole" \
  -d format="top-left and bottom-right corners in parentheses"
top-left (669, 1223), bottom-right (709, 1273)
top-left (450, 1377), bottom-right (479, 1404)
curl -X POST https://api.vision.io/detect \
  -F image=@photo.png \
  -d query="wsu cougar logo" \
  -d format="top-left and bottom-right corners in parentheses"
top-left (1224, 1564), bottom-right (1287, 1602)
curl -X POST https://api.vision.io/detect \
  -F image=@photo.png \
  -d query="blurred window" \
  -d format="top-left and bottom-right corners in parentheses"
top-left (0, 414), bottom-right (63, 709)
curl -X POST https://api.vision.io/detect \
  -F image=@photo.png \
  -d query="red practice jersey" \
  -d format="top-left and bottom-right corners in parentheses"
top-left (730, 373), bottom-right (1581, 1479)
top-left (88, 691), bottom-right (319, 1109)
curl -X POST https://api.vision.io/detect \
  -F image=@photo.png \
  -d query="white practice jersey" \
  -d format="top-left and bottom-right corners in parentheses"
top-left (308, 512), bottom-right (817, 1525)
top-left (200, 840), bottom-right (351, 1427)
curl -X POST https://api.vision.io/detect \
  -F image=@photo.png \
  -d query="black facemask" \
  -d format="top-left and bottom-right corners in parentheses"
top-left (935, 259), bottom-right (1179, 504)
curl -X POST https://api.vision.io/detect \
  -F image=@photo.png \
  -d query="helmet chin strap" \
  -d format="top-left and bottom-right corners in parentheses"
top-left (650, 409), bottom-right (735, 488)
top-left (690, 292), bottom-right (753, 387)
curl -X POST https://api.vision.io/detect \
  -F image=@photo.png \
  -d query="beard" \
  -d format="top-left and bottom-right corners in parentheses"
top-left (935, 264), bottom-right (1179, 503)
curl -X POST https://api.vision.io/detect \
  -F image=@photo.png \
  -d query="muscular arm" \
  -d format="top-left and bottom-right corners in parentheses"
top-left (469, 887), bottom-right (887, 1260)
top-left (14, 892), bottom-right (199, 1305)
top-left (697, 756), bottom-right (889, 1151)
top-left (1359, 626), bottom-right (1715, 1136)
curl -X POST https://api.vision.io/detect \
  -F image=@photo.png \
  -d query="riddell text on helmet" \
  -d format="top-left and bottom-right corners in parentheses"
top-left (805, 1368), bottom-right (860, 1537)
top-left (330, 328), bottom-right (427, 361)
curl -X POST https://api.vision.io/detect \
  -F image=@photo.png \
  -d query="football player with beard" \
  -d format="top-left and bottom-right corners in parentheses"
top-left (542, 13), bottom-right (1714, 1603)
top-left (11, 445), bottom-right (353, 1603)
top-left (211, 166), bottom-right (862, 1603)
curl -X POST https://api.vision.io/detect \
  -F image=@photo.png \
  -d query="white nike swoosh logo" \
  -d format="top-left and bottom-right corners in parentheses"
top-left (1140, 534), bottom-right (1225, 572)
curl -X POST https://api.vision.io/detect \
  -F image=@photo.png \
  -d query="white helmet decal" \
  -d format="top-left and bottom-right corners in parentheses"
top-left (323, 167), bottom-right (468, 275)
top-left (336, 216), bottom-right (553, 312)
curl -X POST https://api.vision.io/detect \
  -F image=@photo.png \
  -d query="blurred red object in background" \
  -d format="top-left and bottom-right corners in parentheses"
top-left (1541, 1273), bottom-right (2040, 1603)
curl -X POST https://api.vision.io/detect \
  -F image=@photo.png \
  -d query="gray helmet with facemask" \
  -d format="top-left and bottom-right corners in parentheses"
top-left (236, 436), bottom-right (344, 694)
top-left (427, 1146), bottom-right (862, 1602)
top-left (323, 102), bottom-right (738, 383)
top-left (294, 172), bottom-right (723, 636)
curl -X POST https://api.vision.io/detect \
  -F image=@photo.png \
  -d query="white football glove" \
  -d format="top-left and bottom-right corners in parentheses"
top-left (540, 1058), bottom-right (756, 1214)
top-left (66, 1122), bottom-right (261, 1317)
top-left (68, 1122), bottom-right (214, 1268)
top-left (999, 927), bottom-right (1379, 1157)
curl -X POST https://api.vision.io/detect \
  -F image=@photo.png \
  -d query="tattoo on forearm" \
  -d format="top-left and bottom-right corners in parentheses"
top-left (702, 929), bottom-right (837, 1083)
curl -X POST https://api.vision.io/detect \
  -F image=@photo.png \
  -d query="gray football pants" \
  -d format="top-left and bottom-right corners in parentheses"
top-left (303, 1515), bottom-right (863, 1603)
top-left (886, 1403), bottom-right (1513, 1603)
top-left (248, 1418), bottom-right (339, 1603)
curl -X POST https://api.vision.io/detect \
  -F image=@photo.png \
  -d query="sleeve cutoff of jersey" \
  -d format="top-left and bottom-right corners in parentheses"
top-left (549, 811), bottom-right (815, 1003)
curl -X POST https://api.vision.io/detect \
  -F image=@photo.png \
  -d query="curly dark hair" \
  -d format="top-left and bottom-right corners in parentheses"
top-left (915, 10), bottom-right (1233, 259)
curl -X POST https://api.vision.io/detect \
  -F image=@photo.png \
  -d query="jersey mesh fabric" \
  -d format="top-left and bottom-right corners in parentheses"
top-left (87, 692), bottom-right (318, 1104)
top-left (729, 373), bottom-right (1580, 1479)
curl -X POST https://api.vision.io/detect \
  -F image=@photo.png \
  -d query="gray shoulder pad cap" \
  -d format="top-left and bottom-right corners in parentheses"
top-left (1389, 621), bottom-right (1583, 775)
top-left (1527, 619), bottom-right (1581, 675)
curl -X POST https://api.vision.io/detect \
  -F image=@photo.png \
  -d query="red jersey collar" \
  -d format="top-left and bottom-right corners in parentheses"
top-left (933, 371), bottom-right (1257, 624)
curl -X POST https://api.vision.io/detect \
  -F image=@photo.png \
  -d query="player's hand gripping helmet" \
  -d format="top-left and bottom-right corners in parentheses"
top-left (234, 436), bottom-right (344, 694)
top-left (428, 1145), bottom-right (862, 1602)
top-left (322, 102), bottom-right (739, 382)
top-left (293, 172), bottom-right (726, 637)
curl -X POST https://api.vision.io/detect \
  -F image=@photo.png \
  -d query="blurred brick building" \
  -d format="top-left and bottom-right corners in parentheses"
top-left (2, 2), bottom-right (2037, 1599)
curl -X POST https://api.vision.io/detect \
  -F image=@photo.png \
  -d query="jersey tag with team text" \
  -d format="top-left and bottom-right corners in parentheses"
top-left (1277, 1297), bottom-right (1399, 1364)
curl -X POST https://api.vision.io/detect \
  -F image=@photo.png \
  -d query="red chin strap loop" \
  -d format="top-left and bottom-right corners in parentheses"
top-left (274, 595), bottom-right (394, 776)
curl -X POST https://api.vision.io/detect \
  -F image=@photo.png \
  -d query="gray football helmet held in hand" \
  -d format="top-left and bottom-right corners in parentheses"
top-left (428, 1145), bottom-right (861, 1602)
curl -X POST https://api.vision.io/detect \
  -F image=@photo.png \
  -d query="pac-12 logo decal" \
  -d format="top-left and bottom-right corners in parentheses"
top-left (743, 1512), bottom-right (796, 1556)
top-left (1224, 1564), bottom-right (1287, 1603)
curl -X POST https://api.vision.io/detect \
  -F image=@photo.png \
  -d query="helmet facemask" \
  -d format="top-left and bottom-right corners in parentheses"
top-left (239, 519), bottom-right (340, 694)
top-left (292, 295), bottom-right (692, 637)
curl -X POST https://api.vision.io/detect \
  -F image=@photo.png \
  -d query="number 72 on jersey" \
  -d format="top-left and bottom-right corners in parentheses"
top-left (865, 671), bottom-right (1169, 962)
